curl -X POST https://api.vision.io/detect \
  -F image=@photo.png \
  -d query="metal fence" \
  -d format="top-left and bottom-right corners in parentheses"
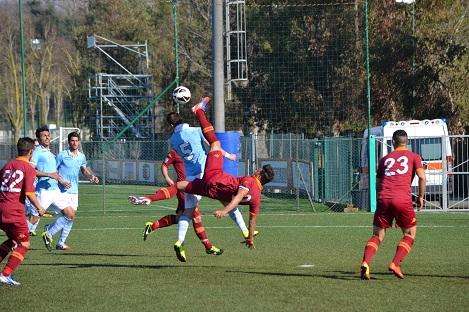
top-left (1, 135), bottom-right (467, 212)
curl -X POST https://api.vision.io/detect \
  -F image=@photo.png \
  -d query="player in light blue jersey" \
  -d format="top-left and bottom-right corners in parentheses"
top-left (26, 126), bottom-right (70, 236)
top-left (165, 102), bottom-right (252, 262)
top-left (41, 132), bottom-right (99, 251)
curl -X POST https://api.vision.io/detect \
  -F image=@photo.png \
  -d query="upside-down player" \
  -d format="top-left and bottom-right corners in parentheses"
top-left (130, 110), bottom-right (258, 262)
top-left (175, 97), bottom-right (274, 256)
top-left (360, 129), bottom-right (426, 280)
top-left (0, 138), bottom-right (46, 286)
top-left (129, 149), bottom-right (224, 256)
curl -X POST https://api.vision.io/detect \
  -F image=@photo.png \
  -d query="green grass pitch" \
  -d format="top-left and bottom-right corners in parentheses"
top-left (1, 185), bottom-right (468, 311)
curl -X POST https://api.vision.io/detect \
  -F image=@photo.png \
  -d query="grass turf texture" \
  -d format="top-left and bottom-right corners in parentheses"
top-left (1, 185), bottom-right (468, 311)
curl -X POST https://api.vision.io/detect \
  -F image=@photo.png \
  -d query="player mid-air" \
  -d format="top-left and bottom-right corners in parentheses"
top-left (129, 86), bottom-right (258, 262)
top-left (360, 129), bottom-right (426, 280)
top-left (134, 96), bottom-right (274, 261)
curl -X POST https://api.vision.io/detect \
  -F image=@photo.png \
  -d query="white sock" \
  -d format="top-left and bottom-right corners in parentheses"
top-left (177, 214), bottom-right (191, 243)
top-left (58, 217), bottom-right (73, 246)
top-left (229, 208), bottom-right (248, 233)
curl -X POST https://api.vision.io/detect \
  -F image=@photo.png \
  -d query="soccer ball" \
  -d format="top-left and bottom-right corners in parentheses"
top-left (172, 86), bottom-right (191, 105)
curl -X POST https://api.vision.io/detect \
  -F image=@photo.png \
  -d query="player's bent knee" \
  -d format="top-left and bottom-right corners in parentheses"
top-left (210, 141), bottom-right (222, 150)
top-left (372, 226), bottom-right (386, 242)
top-left (63, 207), bottom-right (76, 220)
top-left (30, 215), bottom-right (40, 224)
top-left (403, 226), bottom-right (416, 239)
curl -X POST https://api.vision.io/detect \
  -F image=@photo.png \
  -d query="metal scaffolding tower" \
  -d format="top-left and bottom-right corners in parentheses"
top-left (225, 0), bottom-right (248, 100)
top-left (87, 35), bottom-right (153, 140)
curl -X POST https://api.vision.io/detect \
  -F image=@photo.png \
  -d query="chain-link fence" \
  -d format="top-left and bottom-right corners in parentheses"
top-left (58, 136), bottom-right (364, 213)
top-left (1, 135), bottom-right (467, 213)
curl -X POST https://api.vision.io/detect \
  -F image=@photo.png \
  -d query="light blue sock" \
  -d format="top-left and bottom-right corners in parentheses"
top-left (58, 217), bottom-right (73, 246)
top-left (47, 216), bottom-right (68, 237)
top-left (30, 219), bottom-right (40, 233)
top-left (27, 220), bottom-right (34, 232)
top-left (229, 208), bottom-right (248, 233)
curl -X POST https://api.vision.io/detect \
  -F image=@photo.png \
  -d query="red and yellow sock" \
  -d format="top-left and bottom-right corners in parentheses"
top-left (192, 207), bottom-right (212, 250)
top-left (0, 239), bottom-right (15, 263)
top-left (152, 214), bottom-right (177, 231)
top-left (2, 245), bottom-right (28, 276)
top-left (146, 185), bottom-right (178, 202)
top-left (391, 234), bottom-right (414, 266)
top-left (362, 235), bottom-right (381, 265)
top-left (195, 110), bottom-right (218, 145)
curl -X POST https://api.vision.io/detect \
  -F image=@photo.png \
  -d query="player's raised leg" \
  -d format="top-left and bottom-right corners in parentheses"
top-left (129, 185), bottom-right (178, 205)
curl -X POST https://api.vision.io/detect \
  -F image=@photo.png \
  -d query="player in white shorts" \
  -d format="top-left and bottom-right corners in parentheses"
top-left (27, 126), bottom-right (70, 236)
top-left (41, 131), bottom-right (99, 251)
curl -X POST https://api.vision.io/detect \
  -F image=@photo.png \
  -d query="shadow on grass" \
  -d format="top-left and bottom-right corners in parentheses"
top-left (53, 252), bottom-right (146, 257)
top-left (226, 270), bottom-right (360, 281)
top-left (25, 262), bottom-right (222, 270)
top-left (328, 270), bottom-right (469, 280)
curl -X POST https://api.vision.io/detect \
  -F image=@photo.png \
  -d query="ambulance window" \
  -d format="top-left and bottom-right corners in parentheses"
top-left (420, 138), bottom-right (442, 161)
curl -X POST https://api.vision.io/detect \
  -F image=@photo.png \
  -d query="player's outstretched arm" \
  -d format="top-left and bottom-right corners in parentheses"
top-left (245, 213), bottom-right (257, 249)
top-left (26, 192), bottom-right (45, 216)
top-left (214, 188), bottom-right (249, 219)
top-left (81, 166), bottom-right (99, 184)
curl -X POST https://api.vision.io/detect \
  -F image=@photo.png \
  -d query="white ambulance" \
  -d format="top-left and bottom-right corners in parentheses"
top-left (359, 119), bottom-right (453, 197)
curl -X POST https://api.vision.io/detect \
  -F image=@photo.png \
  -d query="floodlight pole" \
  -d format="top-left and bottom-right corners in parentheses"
top-left (212, 0), bottom-right (225, 132)
top-left (172, 0), bottom-right (180, 113)
top-left (19, 0), bottom-right (28, 137)
top-left (364, 0), bottom-right (376, 212)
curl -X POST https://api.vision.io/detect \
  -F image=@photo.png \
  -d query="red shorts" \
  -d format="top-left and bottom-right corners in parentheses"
top-left (185, 151), bottom-right (238, 202)
top-left (176, 190), bottom-right (185, 213)
top-left (373, 197), bottom-right (417, 229)
top-left (0, 220), bottom-right (29, 243)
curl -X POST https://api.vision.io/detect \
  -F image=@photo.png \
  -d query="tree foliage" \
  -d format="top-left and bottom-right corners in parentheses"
top-left (0, 0), bottom-right (467, 143)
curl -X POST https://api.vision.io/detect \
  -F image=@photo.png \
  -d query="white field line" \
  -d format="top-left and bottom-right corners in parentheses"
top-left (76, 210), bottom-right (469, 219)
top-left (71, 224), bottom-right (469, 231)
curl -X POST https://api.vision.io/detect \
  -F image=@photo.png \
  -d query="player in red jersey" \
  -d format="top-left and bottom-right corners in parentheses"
top-left (360, 130), bottom-right (426, 280)
top-left (181, 97), bottom-right (274, 251)
top-left (129, 149), bottom-right (223, 255)
top-left (0, 137), bottom-right (46, 286)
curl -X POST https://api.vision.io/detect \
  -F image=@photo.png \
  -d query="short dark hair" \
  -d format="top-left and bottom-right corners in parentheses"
top-left (166, 112), bottom-right (183, 127)
top-left (68, 131), bottom-right (80, 142)
top-left (260, 164), bottom-right (275, 185)
top-left (392, 129), bottom-right (408, 147)
top-left (35, 125), bottom-right (49, 138)
top-left (17, 137), bottom-right (35, 156)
